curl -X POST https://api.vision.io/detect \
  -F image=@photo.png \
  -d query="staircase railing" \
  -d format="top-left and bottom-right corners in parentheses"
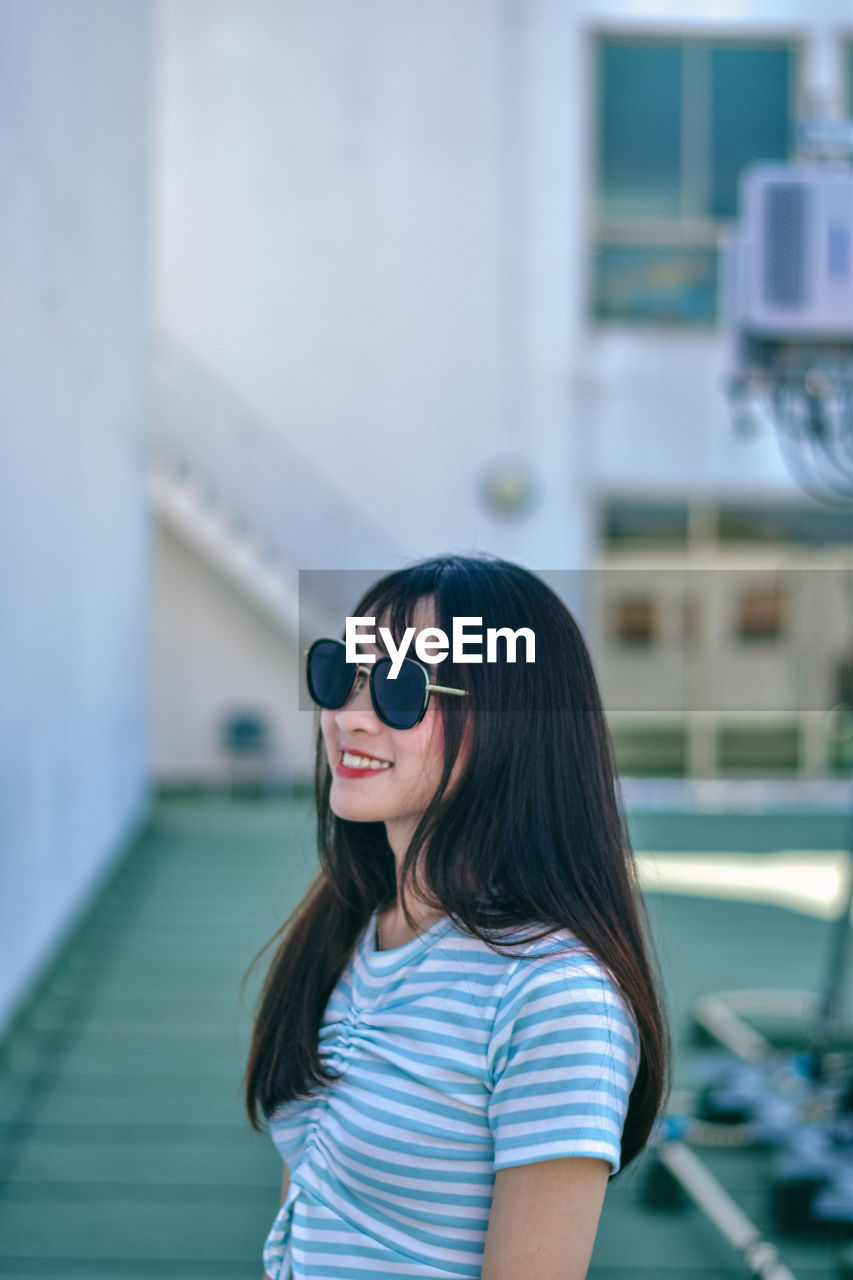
top-left (150, 333), bottom-right (403, 576)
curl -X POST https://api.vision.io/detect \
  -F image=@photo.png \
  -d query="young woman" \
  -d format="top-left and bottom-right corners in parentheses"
top-left (244, 554), bottom-right (669, 1280)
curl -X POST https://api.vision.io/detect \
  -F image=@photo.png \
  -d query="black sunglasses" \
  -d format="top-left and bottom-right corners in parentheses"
top-left (305, 637), bottom-right (469, 730)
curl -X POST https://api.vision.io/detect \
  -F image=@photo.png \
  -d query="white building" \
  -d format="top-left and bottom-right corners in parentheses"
top-left (150, 0), bottom-right (852, 786)
top-left (3, 0), bottom-right (851, 1032)
top-left (0, 0), bottom-right (151, 1032)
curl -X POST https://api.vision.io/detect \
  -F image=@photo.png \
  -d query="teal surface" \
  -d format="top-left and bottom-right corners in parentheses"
top-left (627, 807), bottom-right (849, 852)
top-left (0, 796), bottom-right (845, 1277)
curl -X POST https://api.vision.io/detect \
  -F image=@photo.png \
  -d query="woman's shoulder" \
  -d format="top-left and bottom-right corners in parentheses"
top-left (478, 926), bottom-right (642, 1078)
top-left (436, 913), bottom-right (625, 1000)
top-left (438, 914), bottom-right (638, 1043)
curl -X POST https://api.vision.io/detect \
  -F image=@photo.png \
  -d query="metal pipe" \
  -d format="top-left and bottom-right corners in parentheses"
top-left (656, 1139), bottom-right (798, 1280)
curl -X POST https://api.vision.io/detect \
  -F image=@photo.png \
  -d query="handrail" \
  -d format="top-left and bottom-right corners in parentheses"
top-left (150, 333), bottom-right (404, 574)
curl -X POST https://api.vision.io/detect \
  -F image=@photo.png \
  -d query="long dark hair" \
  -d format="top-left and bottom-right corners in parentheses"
top-left (243, 554), bottom-right (670, 1171)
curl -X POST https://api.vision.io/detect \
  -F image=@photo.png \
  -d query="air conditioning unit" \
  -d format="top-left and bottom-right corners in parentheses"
top-left (734, 164), bottom-right (853, 339)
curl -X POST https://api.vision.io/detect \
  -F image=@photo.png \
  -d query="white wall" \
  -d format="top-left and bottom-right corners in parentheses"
top-left (0, 1), bottom-right (151, 1032)
top-left (153, 0), bottom-right (587, 575)
top-left (151, 523), bottom-right (315, 783)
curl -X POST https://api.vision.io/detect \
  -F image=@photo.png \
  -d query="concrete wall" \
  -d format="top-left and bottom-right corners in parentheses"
top-left (0, 1), bottom-right (151, 1032)
top-left (151, 523), bottom-right (315, 784)
top-left (153, 0), bottom-right (587, 573)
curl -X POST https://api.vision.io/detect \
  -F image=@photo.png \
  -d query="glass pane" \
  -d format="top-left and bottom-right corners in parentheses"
top-left (593, 244), bottom-right (718, 324)
top-left (735, 585), bottom-right (787, 641)
top-left (598, 41), bottom-right (682, 218)
top-left (710, 46), bottom-right (792, 219)
top-left (608, 596), bottom-right (659, 646)
top-left (717, 724), bottom-right (800, 771)
top-left (611, 726), bottom-right (687, 776)
top-left (718, 503), bottom-right (853, 546)
top-left (603, 501), bottom-right (689, 546)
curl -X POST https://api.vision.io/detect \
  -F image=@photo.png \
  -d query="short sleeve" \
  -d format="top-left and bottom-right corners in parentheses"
top-left (487, 950), bottom-right (641, 1176)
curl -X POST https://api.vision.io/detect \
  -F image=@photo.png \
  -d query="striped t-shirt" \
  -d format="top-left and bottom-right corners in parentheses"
top-left (263, 906), bottom-right (640, 1280)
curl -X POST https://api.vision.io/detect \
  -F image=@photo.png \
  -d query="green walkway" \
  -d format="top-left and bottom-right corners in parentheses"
top-left (0, 795), bottom-right (845, 1277)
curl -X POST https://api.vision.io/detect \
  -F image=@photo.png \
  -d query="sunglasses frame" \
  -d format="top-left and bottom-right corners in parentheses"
top-left (305, 637), bottom-right (469, 730)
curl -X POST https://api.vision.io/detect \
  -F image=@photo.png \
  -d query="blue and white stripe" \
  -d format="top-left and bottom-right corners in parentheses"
top-left (263, 909), bottom-right (640, 1279)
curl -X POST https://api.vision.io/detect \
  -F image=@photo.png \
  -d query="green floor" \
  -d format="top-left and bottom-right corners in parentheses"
top-left (0, 795), bottom-right (847, 1277)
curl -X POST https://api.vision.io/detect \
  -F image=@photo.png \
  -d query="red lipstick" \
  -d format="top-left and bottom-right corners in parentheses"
top-left (335, 748), bottom-right (393, 779)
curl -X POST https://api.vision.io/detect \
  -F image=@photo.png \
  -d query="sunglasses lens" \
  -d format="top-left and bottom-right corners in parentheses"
top-left (371, 657), bottom-right (427, 730)
top-left (306, 640), bottom-right (355, 709)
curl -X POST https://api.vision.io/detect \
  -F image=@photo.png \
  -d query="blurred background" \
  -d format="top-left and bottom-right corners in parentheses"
top-left (1, 0), bottom-right (852, 1276)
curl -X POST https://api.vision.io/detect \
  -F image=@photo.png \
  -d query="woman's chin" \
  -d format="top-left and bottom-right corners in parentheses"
top-left (329, 792), bottom-right (387, 825)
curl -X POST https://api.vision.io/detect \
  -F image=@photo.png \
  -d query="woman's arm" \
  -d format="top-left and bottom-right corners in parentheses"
top-left (263, 1164), bottom-right (291, 1280)
top-left (481, 1156), bottom-right (610, 1280)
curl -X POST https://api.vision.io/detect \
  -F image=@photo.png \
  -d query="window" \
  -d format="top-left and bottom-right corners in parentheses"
top-left (717, 724), bottom-right (800, 771)
top-left (602, 499), bottom-right (689, 546)
top-left (735, 585), bottom-right (787, 641)
top-left (593, 36), bottom-right (797, 324)
top-left (718, 502), bottom-right (853, 546)
top-left (609, 595), bottom-right (658, 646)
top-left (611, 725), bottom-right (687, 776)
top-left (602, 497), bottom-right (851, 548)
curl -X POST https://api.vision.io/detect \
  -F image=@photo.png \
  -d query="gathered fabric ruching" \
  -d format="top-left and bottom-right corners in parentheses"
top-left (263, 1178), bottom-right (301, 1279)
top-left (262, 907), bottom-right (640, 1278)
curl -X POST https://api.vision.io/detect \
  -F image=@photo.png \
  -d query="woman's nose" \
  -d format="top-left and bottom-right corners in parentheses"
top-left (334, 674), bottom-right (380, 732)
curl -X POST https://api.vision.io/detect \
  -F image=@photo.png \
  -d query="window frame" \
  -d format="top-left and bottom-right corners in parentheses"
top-left (588, 27), bottom-right (805, 329)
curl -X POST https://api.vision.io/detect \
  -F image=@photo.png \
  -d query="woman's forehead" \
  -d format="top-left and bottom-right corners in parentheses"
top-left (350, 597), bottom-right (438, 660)
top-left (374, 595), bottom-right (437, 631)
top-left (360, 596), bottom-right (436, 641)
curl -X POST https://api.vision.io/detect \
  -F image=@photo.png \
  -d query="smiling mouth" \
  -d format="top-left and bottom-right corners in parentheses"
top-left (340, 750), bottom-right (392, 771)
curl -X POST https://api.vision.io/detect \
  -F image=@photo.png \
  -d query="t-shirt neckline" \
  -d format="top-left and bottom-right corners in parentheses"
top-left (361, 908), bottom-right (453, 975)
